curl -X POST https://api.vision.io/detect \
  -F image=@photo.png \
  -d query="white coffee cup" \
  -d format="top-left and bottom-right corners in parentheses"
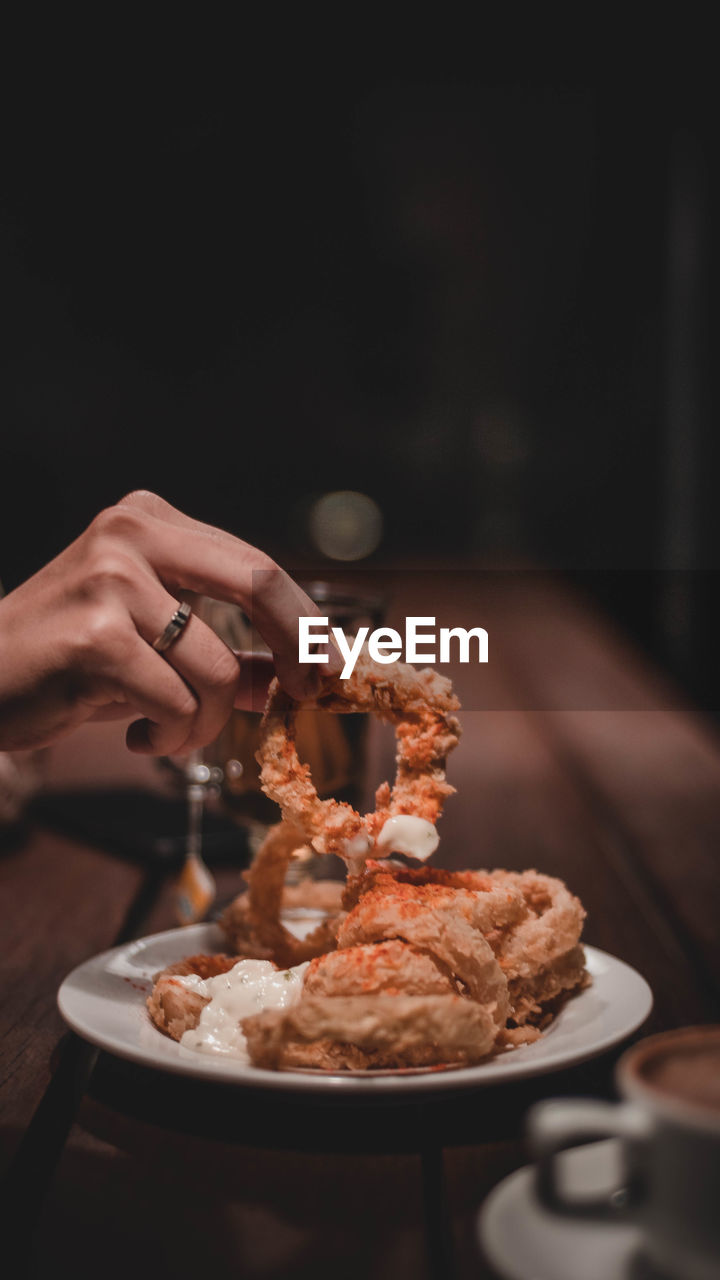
top-left (528, 1026), bottom-right (720, 1280)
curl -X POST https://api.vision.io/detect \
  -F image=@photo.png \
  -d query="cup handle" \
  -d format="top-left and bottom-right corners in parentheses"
top-left (528, 1098), bottom-right (652, 1220)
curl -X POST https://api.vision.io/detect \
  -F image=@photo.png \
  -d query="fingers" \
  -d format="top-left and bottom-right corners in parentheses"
top-left (88, 703), bottom-right (135, 721)
top-left (123, 576), bottom-right (243, 753)
top-left (70, 545), bottom-right (243, 753)
top-left (71, 499), bottom-right (340, 753)
top-left (113, 634), bottom-right (202, 755)
top-left (87, 645), bottom-right (272, 743)
top-left (112, 492), bottom-right (343, 697)
top-left (232, 651), bottom-right (275, 713)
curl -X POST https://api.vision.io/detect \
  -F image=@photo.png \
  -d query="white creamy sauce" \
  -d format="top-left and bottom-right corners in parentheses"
top-left (178, 958), bottom-right (308, 1062)
top-left (376, 815), bottom-right (439, 861)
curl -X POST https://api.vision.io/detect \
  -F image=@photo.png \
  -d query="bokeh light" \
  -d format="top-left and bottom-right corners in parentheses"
top-left (309, 490), bottom-right (383, 561)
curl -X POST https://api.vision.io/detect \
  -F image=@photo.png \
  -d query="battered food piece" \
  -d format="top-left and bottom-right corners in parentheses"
top-left (341, 861), bottom-right (588, 1028)
top-left (147, 953), bottom-right (238, 1041)
top-left (487, 870), bottom-right (587, 1025)
top-left (342, 860), bottom-right (498, 910)
top-left (337, 882), bottom-right (514, 1027)
top-left (219, 821), bottom-right (342, 967)
top-left (337, 866), bottom-right (529, 1023)
top-left (149, 861), bottom-right (589, 1069)
top-left (241, 866), bottom-right (527, 1070)
top-left (257, 654), bottom-right (461, 870)
top-left (242, 993), bottom-right (499, 1071)
top-left (304, 940), bottom-right (456, 998)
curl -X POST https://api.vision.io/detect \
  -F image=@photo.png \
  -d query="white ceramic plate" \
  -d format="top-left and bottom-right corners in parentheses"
top-left (58, 923), bottom-right (652, 1096)
top-left (477, 1140), bottom-right (643, 1279)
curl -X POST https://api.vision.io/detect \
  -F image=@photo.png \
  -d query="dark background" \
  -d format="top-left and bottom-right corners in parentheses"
top-left (0, 29), bottom-right (716, 704)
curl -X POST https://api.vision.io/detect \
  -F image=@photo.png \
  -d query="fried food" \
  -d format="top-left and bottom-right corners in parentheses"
top-left (148, 658), bottom-right (590, 1074)
top-left (150, 861), bottom-right (588, 1068)
top-left (238, 860), bottom-right (588, 1069)
top-left (239, 863), bottom-right (525, 1069)
top-left (304, 939), bottom-right (456, 998)
top-left (336, 875), bottom-right (518, 1027)
top-left (219, 821), bottom-right (342, 967)
top-left (342, 861), bottom-right (497, 908)
top-left (487, 870), bottom-right (588, 1025)
top-left (242, 993), bottom-right (499, 1071)
top-left (147, 954), bottom-right (238, 1041)
top-left (256, 655), bottom-right (461, 870)
top-left (340, 861), bottom-right (588, 1028)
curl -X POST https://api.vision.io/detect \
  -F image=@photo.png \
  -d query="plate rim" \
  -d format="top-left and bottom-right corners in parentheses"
top-left (57, 924), bottom-right (653, 1096)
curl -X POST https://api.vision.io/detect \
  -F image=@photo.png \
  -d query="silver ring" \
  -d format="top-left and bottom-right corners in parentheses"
top-left (152, 600), bottom-right (192, 652)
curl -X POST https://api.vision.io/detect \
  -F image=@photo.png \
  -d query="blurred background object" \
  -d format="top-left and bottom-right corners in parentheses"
top-left (0, 35), bottom-right (716, 706)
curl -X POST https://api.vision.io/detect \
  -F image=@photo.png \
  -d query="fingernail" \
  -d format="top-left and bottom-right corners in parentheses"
top-left (126, 719), bottom-right (154, 753)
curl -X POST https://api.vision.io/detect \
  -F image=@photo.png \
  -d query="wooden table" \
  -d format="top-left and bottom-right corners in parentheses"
top-left (2, 574), bottom-right (719, 1279)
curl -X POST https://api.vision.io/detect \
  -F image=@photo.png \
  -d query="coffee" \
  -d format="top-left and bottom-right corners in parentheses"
top-left (633, 1026), bottom-right (720, 1113)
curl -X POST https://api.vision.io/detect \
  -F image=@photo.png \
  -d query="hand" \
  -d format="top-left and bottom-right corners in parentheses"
top-left (0, 491), bottom-right (341, 754)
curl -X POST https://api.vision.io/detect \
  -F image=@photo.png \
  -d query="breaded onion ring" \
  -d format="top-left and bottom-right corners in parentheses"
top-left (344, 861), bottom-right (513, 903)
top-left (489, 870), bottom-right (586, 980)
top-left (242, 993), bottom-right (499, 1071)
top-left (487, 870), bottom-right (587, 1025)
top-left (336, 877), bottom-right (519, 1028)
top-left (147, 954), bottom-right (238, 1041)
top-left (342, 861), bottom-right (588, 1028)
top-left (220, 821), bottom-right (342, 968)
top-left (256, 654), bottom-right (461, 869)
top-left (304, 940), bottom-right (456, 998)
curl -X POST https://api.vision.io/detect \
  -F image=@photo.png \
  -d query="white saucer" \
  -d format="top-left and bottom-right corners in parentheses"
top-left (478, 1139), bottom-right (646, 1279)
